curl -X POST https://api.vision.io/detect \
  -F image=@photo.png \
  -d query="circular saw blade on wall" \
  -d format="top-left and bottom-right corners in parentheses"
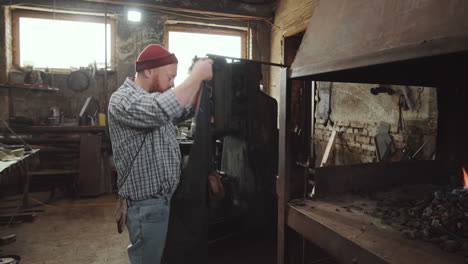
top-left (67, 70), bottom-right (92, 92)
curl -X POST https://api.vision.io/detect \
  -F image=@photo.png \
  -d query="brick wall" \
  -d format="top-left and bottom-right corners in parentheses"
top-left (313, 82), bottom-right (438, 167)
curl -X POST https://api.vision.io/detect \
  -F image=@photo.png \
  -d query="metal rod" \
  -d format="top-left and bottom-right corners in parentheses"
top-left (311, 81), bottom-right (316, 162)
top-left (411, 138), bottom-right (431, 159)
top-left (207, 54), bottom-right (289, 68)
top-left (0, 120), bottom-right (33, 151)
top-left (104, 7), bottom-right (108, 104)
top-left (277, 68), bottom-right (291, 264)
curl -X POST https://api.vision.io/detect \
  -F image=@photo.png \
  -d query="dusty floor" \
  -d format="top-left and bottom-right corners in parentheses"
top-left (0, 193), bottom-right (129, 264)
top-left (0, 193), bottom-right (275, 264)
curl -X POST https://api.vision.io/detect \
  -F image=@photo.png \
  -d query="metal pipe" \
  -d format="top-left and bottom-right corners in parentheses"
top-left (104, 7), bottom-right (108, 103)
top-left (207, 54), bottom-right (289, 68)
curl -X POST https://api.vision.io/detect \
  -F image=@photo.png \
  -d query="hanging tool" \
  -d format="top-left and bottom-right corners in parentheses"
top-left (397, 95), bottom-right (407, 133)
top-left (401, 86), bottom-right (414, 110)
top-left (415, 87), bottom-right (425, 118)
top-left (411, 138), bottom-right (431, 159)
top-left (370, 86), bottom-right (394, 95)
top-left (324, 82), bottom-right (334, 127)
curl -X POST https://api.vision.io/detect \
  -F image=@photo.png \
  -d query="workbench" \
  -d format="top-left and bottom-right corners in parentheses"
top-left (3, 126), bottom-right (111, 197)
top-left (0, 149), bottom-right (39, 208)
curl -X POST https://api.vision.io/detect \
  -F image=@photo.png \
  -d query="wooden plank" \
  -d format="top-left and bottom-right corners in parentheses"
top-left (1, 138), bottom-right (81, 144)
top-left (288, 203), bottom-right (388, 264)
top-left (277, 68), bottom-right (291, 264)
top-left (0, 234), bottom-right (16, 246)
top-left (83, 0), bottom-right (270, 20)
top-left (28, 169), bottom-right (79, 176)
top-left (287, 199), bottom-right (464, 264)
top-left (79, 135), bottom-right (102, 196)
top-left (10, 126), bottom-right (106, 133)
top-left (0, 212), bottom-right (37, 222)
top-left (314, 160), bottom-right (446, 197)
top-left (320, 130), bottom-right (337, 167)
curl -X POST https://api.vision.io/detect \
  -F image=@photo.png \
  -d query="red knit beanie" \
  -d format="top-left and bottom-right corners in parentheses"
top-left (135, 44), bottom-right (178, 72)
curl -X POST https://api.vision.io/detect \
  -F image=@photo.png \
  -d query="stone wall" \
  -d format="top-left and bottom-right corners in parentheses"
top-left (0, 0), bottom-right (273, 122)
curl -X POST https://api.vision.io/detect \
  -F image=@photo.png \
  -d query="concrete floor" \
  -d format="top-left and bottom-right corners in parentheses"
top-left (0, 193), bottom-right (276, 264)
top-left (0, 194), bottom-right (129, 264)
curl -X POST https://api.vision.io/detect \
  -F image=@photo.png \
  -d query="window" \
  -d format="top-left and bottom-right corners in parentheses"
top-left (13, 11), bottom-right (115, 70)
top-left (166, 25), bottom-right (246, 86)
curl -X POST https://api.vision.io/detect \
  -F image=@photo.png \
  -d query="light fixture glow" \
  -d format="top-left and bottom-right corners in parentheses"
top-left (128, 10), bottom-right (141, 22)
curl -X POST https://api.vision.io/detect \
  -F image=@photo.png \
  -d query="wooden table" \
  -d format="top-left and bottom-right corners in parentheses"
top-left (0, 149), bottom-right (39, 208)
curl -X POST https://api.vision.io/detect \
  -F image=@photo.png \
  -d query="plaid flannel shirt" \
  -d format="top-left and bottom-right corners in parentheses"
top-left (108, 78), bottom-right (194, 201)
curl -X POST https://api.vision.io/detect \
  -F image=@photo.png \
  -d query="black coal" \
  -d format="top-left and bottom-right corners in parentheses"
top-left (365, 184), bottom-right (468, 254)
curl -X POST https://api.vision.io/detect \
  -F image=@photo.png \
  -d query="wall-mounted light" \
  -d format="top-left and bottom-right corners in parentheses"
top-left (128, 10), bottom-right (141, 22)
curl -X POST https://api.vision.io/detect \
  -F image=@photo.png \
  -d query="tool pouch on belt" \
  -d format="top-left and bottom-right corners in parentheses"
top-left (114, 196), bottom-right (127, 234)
top-left (208, 171), bottom-right (225, 201)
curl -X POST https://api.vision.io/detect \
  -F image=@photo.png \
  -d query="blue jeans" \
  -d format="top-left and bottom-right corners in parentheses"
top-left (126, 195), bottom-right (171, 264)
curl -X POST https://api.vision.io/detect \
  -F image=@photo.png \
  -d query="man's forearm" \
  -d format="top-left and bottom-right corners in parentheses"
top-left (172, 75), bottom-right (202, 108)
top-left (190, 84), bottom-right (202, 111)
top-left (173, 59), bottom-right (213, 108)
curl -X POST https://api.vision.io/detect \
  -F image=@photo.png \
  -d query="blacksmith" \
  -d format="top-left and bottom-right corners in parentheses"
top-left (108, 44), bottom-right (213, 264)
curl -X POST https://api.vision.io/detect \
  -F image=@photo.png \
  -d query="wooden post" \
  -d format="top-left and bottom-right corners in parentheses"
top-left (277, 68), bottom-right (291, 264)
top-left (79, 135), bottom-right (103, 196)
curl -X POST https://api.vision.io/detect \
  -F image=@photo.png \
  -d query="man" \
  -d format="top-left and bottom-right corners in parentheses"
top-left (108, 44), bottom-right (213, 264)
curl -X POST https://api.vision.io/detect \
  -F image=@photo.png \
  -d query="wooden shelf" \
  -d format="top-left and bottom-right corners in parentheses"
top-left (10, 126), bottom-right (107, 133)
top-left (287, 198), bottom-right (464, 264)
top-left (0, 84), bottom-right (59, 91)
top-left (28, 169), bottom-right (79, 176)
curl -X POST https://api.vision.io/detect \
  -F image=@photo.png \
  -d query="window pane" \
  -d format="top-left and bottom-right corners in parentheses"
top-left (168, 31), bottom-right (242, 86)
top-left (19, 17), bottom-right (111, 69)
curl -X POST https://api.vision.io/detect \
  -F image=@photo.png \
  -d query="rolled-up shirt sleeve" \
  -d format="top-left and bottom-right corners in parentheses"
top-left (110, 89), bottom-right (184, 128)
top-left (173, 104), bottom-right (195, 124)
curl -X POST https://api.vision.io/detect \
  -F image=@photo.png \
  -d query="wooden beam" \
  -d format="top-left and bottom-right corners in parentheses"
top-left (314, 160), bottom-right (446, 197)
top-left (0, 212), bottom-right (37, 222)
top-left (0, 234), bottom-right (16, 246)
top-left (9, 5), bottom-right (115, 17)
top-left (83, 0), bottom-right (270, 20)
top-left (9, 126), bottom-right (106, 133)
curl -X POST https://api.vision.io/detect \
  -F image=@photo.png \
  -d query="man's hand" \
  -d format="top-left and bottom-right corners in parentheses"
top-left (173, 58), bottom-right (213, 108)
top-left (190, 59), bottom-right (214, 81)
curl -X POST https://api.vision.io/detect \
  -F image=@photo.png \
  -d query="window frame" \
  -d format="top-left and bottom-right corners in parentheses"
top-left (164, 24), bottom-right (248, 59)
top-left (12, 10), bottom-right (117, 71)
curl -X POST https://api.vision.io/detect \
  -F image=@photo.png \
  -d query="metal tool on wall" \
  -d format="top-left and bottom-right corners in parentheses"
top-left (402, 86), bottom-right (414, 110)
top-left (370, 85), bottom-right (394, 95)
top-left (397, 94), bottom-right (407, 133)
top-left (317, 82), bottom-right (334, 127)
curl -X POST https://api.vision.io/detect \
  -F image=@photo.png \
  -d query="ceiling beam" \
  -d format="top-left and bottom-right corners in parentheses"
top-left (83, 0), bottom-right (270, 20)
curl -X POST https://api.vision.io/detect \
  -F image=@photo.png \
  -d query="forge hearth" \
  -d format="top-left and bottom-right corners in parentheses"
top-left (288, 192), bottom-right (466, 264)
top-left (367, 184), bottom-right (468, 255)
top-left (286, 160), bottom-right (467, 264)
